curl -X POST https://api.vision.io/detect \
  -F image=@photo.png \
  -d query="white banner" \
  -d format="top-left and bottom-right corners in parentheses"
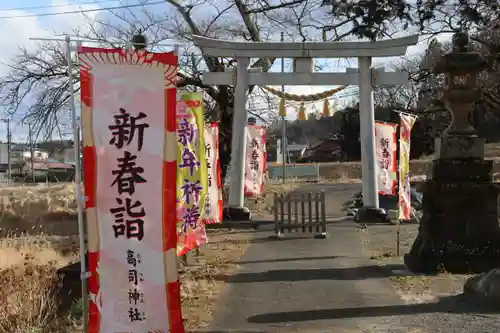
top-left (375, 122), bottom-right (398, 195)
top-left (244, 125), bottom-right (267, 197)
top-left (202, 123), bottom-right (222, 224)
top-left (79, 48), bottom-right (182, 333)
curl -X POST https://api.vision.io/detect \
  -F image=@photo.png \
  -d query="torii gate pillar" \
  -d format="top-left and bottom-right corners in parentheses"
top-left (193, 35), bottom-right (419, 221)
top-left (228, 57), bottom-right (251, 220)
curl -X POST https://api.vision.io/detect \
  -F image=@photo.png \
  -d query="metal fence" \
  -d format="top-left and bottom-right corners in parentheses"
top-left (0, 177), bottom-right (13, 186)
top-left (0, 176), bottom-right (72, 188)
top-left (267, 164), bottom-right (320, 181)
top-left (273, 191), bottom-right (327, 239)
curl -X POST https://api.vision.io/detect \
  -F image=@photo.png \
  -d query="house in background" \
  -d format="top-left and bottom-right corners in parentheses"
top-left (0, 143), bottom-right (9, 172)
top-left (52, 146), bottom-right (77, 163)
top-left (275, 139), bottom-right (308, 163)
top-left (19, 158), bottom-right (75, 182)
top-left (10, 146), bottom-right (50, 162)
top-left (299, 133), bottom-right (346, 162)
top-left (0, 143), bottom-right (24, 174)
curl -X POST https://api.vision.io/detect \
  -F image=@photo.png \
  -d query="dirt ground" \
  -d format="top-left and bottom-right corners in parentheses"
top-left (180, 229), bottom-right (254, 330)
top-left (0, 231), bottom-right (254, 332)
top-left (240, 181), bottom-right (307, 215)
top-left (358, 223), bottom-right (473, 304)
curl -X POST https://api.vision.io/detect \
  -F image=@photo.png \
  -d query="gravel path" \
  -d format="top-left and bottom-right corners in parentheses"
top-left (357, 222), bottom-right (500, 332)
top-left (201, 184), bottom-right (500, 333)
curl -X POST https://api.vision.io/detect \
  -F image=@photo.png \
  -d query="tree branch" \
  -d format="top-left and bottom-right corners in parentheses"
top-left (246, 0), bottom-right (304, 14)
top-left (233, 0), bottom-right (276, 97)
top-left (176, 72), bottom-right (218, 100)
top-left (164, 0), bottom-right (220, 72)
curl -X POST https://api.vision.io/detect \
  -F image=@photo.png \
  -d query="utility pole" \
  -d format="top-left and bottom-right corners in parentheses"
top-left (3, 119), bottom-right (11, 178)
top-left (28, 123), bottom-right (35, 183)
top-left (66, 35), bottom-right (88, 333)
top-left (280, 31), bottom-right (287, 183)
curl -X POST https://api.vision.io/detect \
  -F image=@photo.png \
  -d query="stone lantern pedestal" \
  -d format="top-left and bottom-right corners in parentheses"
top-left (404, 33), bottom-right (500, 274)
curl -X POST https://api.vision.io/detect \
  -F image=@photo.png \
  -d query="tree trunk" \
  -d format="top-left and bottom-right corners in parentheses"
top-left (218, 105), bottom-right (233, 181)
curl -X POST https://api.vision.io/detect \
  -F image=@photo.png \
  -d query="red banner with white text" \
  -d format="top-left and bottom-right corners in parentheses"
top-left (244, 125), bottom-right (267, 197)
top-left (375, 121), bottom-right (398, 196)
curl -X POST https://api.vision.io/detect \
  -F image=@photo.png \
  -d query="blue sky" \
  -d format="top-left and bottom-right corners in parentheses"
top-left (0, 0), bottom-right (450, 142)
top-left (0, 0), bottom-right (130, 141)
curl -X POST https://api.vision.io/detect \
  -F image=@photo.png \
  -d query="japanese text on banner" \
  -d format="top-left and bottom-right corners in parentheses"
top-left (176, 92), bottom-right (208, 255)
top-left (244, 125), bottom-right (267, 197)
top-left (110, 106), bottom-right (149, 326)
top-left (78, 48), bottom-right (182, 333)
top-left (201, 123), bottom-right (222, 224)
top-left (398, 113), bottom-right (417, 220)
top-left (375, 122), bottom-right (398, 195)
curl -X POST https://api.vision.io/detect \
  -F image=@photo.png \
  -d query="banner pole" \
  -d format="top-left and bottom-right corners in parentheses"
top-left (280, 31), bottom-right (287, 183)
top-left (66, 35), bottom-right (89, 333)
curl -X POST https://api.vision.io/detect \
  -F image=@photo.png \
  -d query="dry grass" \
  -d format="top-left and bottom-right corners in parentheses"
top-left (238, 182), bottom-right (301, 215)
top-left (0, 183), bottom-right (260, 332)
top-left (0, 235), bottom-right (81, 333)
top-left (0, 231), bottom-right (252, 332)
top-left (485, 143), bottom-right (500, 158)
top-left (0, 184), bottom-right (78, 237)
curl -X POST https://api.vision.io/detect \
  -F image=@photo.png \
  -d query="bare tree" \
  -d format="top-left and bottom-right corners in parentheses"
top-left (3, 0), bottom-right (500, 177)
top-left (0, 41), bottom-right (75, 141)
top-left (0, 0), bottom-right (382, 178)
top-left (373, 58), bottom-right (422, 110)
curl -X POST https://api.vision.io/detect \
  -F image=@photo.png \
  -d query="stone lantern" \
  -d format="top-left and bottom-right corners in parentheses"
top-left (404, 32), bottom-right (500, 274)
top-left (131, 33), bottom-right (147, 51)
top-left (433, 32), bottom-right (487, 135)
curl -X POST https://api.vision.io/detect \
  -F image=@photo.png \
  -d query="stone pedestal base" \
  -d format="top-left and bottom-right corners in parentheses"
top-left (405, 157), bottom-right (500, 274)
top-left (226, 206), bottom-right (252, 221)
top-left (434, 135), bottom-right (485, 160)
top-left (354, 207), bottom-right (388, 223)
top-left (405, 236), bottom-right (500, 274)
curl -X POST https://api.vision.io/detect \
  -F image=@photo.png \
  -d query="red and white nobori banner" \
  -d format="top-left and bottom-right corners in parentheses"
top-left (79, 48), bottom-right (184, 333)
top-left (398, 113), bottom-right (417, 220)
top-left (375, 121), bottom-right (398, 195)
top-left (244, 125), bottom-right (267, 197)
top-left (201, 123), bottom-right (223, 224)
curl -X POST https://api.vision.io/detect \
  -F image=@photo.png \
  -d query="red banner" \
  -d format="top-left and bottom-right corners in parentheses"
top-left (201, 122), bottom-right (223, 224)
top-left (375, 121), bottom-right (398, 195)
top-left (79, 47), bottom-right (184, 333)
top-left (244, 125), bottom-right (267, 197)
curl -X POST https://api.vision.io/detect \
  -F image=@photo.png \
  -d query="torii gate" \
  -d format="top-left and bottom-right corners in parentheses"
top-left (192, 35), bottom-right (419, 221)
